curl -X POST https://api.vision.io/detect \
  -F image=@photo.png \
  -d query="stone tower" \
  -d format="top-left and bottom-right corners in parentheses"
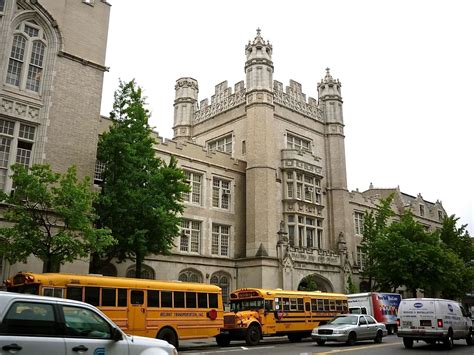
top-left (173, 77), bottom-right (198, 141)
top-left (244, 29), bottom-right (278, 258)
top-left (317, 69), bottom-right (349, 248)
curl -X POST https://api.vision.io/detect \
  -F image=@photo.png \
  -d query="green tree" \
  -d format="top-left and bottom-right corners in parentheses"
top-left (360, 194), bottom-right (394, 290)
top-left (94, 79), bottom-right (190, 278)
top-left (346, 274), bottom-right (357, 293)
top-left (437, 215), bottom-right (473, 263)
top-left (0, 164), bottom-right (114, 272)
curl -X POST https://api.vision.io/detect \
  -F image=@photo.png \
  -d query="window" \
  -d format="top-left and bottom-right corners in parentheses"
top-left (183, 170), bottom-right (202, 204)
top-left (178, 269), bottom-right (202, 283)
top-left (84, 287), bottom-right (100, 306)
top-left (438, 210), bottom-right (443, 221)
top-left (186, 292), bottom-right (197, 308)
top-left (354, 211), bottom-right (364, 235)
top-left (101, 288), bottom-right (116, 307)
top-left (210, 273), bottom-right (230, 305)
top-left (147, 290), bottom-right (159, 308)
top-left (94, 160), bottom-right (105, 185)
top-left (212, 224), bottom-right (230, 256)
top-left (174, 292), bottom-right (184, 308)
top-left (161, 291), bottom-right (172, 307)
top-left (0, 0), bottom-right (5, 12)
top-left (2, 301), bottom-right (56, 336)
top-left (62, 305), bottom-right (111, 338)
top-left (287, 214), bottom-right (317, 248)
top-left (126, 265), bottom-right (155, 279)
top-left (43, 287), bottom-right (63, 298)
top-left (285, 170), bottom-right (320, 203)
top-left (198, 293), bottom-right (208, 308)
top-left (212, 177), bottom-right (231, 209)
top-left (179, 219), bottom-right (201, 253)
top-left (208, 134), bottom-right (232, 154)
top-left (356, 246), bottom-right (365, 268)
top-left (419, 204), bottom-right (425, 217)
top-left (286, 134), bottom-right (311, 152)
top-left (66, 287), bottom-right (83, 301)
top-left (0, 119), bottom-right (35, 190)
top-left (6, 21), bottom-right (46, 93)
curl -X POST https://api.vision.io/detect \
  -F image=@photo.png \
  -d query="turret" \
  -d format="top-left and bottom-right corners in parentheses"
top-left (173, 77), bottom-right (198, 140)
top-left (317, 68), bottom-right (343, 124)
top-left (245, 28), bottom-right (273, 93)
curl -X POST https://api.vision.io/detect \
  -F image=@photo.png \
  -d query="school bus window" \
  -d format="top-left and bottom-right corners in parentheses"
top-left (66, 286), bottom-right (83, 301)
top-left (264, 300), bottom-right (273, 311)
top-left (118, 288), bottom-right (127, 307)
top-left (186, 292), bottom-right (197, 308)
top-left (174, 292), bottom-right (185, 308)
top-left (311, 299), bottom-right (317, 311)
top-left (161, 291), bottom-right (172, 307)
top-left (317, 299), bottom-right (324, 311)
top-left (336, 299), bottom-right (343, 311)
top-left (197, 292), bottom-right (207, 308)
top-left (85, 287), bottom-right (100, 306)
top-left (298, 298), bottom-right (304, 311)
top-left (131, 290), bottom-right (144, 305)
top-left (147, 290), bottom-right (159, 307)
top-left (290, 298), bottom-right (297, 311)
top-left (209, 293), bottom-right (218, 308)
top-left (102, 288), bottom-right (116, 306)
top-left (283, 298), bottom-right (290, 311)
top-left (329, 299), bottom-right (336, 311)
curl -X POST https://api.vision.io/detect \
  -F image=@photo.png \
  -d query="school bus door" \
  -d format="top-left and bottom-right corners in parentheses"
top-left (129, 290), bottom-right (147, 335)
top-left (262, 299), bottom-right (277, 334)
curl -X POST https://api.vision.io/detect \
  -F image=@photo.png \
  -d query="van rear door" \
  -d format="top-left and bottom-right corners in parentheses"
top-left (400, 300), bottom-right (437, 330)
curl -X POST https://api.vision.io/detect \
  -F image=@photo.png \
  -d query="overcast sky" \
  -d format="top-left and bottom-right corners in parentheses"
top-left (101, 0), bottom-right (473, 235)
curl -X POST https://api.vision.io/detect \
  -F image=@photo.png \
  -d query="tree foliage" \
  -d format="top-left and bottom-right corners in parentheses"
top-left (0, 164), bottom-right (114, 272)
top-left (362, 207), bottom-right (472, 299)
top-left (360, 194), bottom-right (394, 290)
top-left (94, 79), bottom-right (190, 278)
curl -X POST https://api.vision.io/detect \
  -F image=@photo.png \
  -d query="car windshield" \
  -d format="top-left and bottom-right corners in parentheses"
top-left (328, 315), bottom-right (358, 325)
top-left (230, 298), bottom-right (264, 312)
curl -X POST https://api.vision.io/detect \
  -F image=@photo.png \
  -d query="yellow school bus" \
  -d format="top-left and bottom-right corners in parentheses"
top-left (217, 288), bottom-right (348, 346)
top-left (5, 272), bottom-right (223, 348)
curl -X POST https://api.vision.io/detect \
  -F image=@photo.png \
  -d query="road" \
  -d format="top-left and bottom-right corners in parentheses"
top-left (180, 334), bottom-right (474, 354)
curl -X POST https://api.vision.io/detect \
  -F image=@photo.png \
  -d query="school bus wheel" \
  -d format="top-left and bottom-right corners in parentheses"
top-left (216, 333), bottom-right (231, 347)
top-left (245, 323), bottom-right (261, 346)
top-left (157, 327), bottom-right (179, 349)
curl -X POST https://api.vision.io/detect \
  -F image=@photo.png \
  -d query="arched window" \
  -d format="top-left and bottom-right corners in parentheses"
top-left (210, 272), bottom-right (231, 305)
top-left (6, 21), bottom-right (46, 93)
top-left (126, 265), bottom-right (155, 280)
top-left (98, 263), bottom-right (117, 277)
top-left (178, 269), bottom-right (202, 283)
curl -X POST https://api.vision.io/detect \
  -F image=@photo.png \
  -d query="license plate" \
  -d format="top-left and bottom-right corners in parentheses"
top-left (403, 321), bottom-right (412, 327)
top-left (319, 337), bottom-right (327, 341)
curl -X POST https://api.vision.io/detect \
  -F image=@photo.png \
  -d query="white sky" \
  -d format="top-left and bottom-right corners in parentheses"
top-left (101, 0), bottom-right (473, 235)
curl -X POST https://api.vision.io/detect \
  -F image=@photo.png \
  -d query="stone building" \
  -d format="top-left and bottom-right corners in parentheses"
top-left (0, 1), bottom-right (447, 302)
top-left (0, 0), bottom-right (110, 278)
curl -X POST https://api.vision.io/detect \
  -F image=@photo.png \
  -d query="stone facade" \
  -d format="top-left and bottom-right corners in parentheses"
top-left (0, 0), bottom-right (110, 279)
top-left (0, 3), bottom-right (447, 303)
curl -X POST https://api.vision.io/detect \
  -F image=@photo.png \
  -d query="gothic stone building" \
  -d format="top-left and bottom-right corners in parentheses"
top-left (0, 0), bottom-right (110, 278)
top-left (0, 1), bottom-right (447, 302)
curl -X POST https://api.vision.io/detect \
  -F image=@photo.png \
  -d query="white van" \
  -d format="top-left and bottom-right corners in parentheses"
top-left (397, 298), bottom-right (473, 349)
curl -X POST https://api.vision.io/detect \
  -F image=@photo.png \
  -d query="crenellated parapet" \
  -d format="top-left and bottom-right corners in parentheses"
top-left (273, 79), bottom-right (323, 121)
top-left (194, 80), bottom-right (246, 122)
top-left (151, 130), bottom-right (247, 172)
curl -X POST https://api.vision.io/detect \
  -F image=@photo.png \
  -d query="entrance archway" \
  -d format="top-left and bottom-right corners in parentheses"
top-left (298, 274), bottom-right (334, 292)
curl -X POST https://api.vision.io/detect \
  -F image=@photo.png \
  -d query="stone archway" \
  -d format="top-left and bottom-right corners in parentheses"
top-left (298, 274), bottom-right (334, 292)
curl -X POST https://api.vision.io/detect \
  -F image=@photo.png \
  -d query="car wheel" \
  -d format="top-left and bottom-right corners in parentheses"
top-left (346, 332), bottom-right (357, 346)
top-left (374, 330), bottom-right (383, 343)
top-left (316, 339), bottom-right (326, 346)
top-left (245, 324), bottom-right (261, 346)
top-left (216, 334), bottom-right (231, 347)
top-left (403, 337), bottom-right (414, 349)
top-left (443, 331), bottom-right (454, 350)
top-left (157, 327), bottom-right (179, 349)
top-left (466, 330), bottom-right (473, 346)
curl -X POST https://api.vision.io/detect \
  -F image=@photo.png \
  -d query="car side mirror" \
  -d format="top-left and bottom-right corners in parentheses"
top-left (111, 327), bottom-right (123, 341)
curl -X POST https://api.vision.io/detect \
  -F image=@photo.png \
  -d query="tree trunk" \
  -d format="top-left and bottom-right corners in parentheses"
top-left (135, 257), bottom-right (142, 278)
top-left (412, 289), bottom-right (417, 298)
top-left (43, 258), bottom-right (60, 273)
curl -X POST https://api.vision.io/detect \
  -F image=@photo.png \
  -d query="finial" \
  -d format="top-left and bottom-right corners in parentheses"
top-left (256, 27), bottom-right (261, 36)
top-left (326, 67), bottom-right (330, 74)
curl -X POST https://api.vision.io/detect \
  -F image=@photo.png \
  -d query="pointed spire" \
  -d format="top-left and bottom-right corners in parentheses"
top-left (325, 67), bottom-right (333, 81)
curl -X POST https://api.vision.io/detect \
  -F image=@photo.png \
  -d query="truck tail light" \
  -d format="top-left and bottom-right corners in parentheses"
top-left (396, 318), bottom-right (400, 327)
top-left (437, 319), bottom-right (443, 327)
